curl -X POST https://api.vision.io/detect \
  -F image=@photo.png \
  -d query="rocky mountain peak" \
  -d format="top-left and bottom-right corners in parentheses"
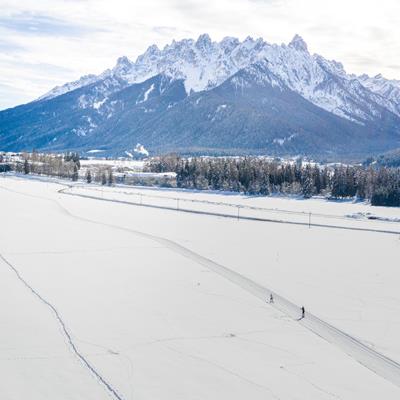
top-left (288, 34), bottom-right (308, 52)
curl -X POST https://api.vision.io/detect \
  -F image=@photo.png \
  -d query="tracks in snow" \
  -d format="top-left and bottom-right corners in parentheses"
top-left (61, 187), bottom-right (400, 236)
top-left (0, 253), bottom-right (125, 400)
top-left (56, 188), bottom-right (400, 389)
top-left (2, 181), bottom-right (400, 392)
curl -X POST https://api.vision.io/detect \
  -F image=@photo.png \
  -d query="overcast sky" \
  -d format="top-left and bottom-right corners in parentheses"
top-left (0, 0), bottom-right (399, 110)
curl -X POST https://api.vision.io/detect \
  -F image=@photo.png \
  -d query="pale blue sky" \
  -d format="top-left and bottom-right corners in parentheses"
top-left (0, 0), bottom-right (399, 110)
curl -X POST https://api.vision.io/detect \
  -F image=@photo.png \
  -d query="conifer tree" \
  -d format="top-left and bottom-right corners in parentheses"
top-left (302, 175), bottom-right (314, 198)
top-left (107, 169), bottom-right (114, 186)
top-left (86, 169), bottom-right (92, 184)
top-left (72, 164), bottom-right (79, 181)
top-left (24, 159), bottom-right (29, 175)
top-left (101, 172), bottom-right (107, 185)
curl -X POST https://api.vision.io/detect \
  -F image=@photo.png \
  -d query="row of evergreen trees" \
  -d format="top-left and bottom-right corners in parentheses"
top-left (147, 155), bottom-right (400, 207)
top-left (9, 152), bottom-right (400, 207)
top-left (84, 169), bottom-right (115, 185)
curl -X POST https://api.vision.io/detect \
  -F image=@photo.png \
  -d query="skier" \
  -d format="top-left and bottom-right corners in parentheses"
top-left (269, 294), bottom-right (274, 304)
top-left (301, 306), bottom-right (305, 319)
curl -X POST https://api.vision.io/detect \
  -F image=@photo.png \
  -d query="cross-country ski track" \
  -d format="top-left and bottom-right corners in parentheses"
top-left (0, 252), bottom-right (125, 400)
top-left (62, 185), bottom-right (400, 236)
top-left (1, 179), bottom-right (400, 395)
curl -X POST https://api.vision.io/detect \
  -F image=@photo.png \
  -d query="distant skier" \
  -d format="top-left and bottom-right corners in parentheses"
top-left (301, 306), bottom-right (305, 319)
top-left (269, 294), bottom-right (274, 304)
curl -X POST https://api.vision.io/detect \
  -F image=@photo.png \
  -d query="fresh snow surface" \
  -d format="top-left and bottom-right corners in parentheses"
top-left (79, 159), bottom-right (145, 170)
top-left (73, 183), bottom-right (400, 230)
top-left (1, 176), bottom-right (400, 399)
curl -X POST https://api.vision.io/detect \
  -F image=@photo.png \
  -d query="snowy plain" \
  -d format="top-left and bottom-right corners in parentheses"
top-left (1, 175), bottom-right (400, 399)
top-left (79, 159), bottom-right (145, 170)
top-left (70, 183), bottom-right (400, 232)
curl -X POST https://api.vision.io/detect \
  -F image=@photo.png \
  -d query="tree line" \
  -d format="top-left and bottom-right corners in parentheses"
top-left (13, 152), bottom-right (115, 185)
top-left (146, 155), bottom-right (400, 207)
top-left (6, 152), bottom-right (400, 207)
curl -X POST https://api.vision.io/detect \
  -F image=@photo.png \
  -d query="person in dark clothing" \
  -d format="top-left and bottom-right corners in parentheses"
top-left (301, 306), bottom-right (305, 319)
top-left (269, 294), bottom-right (274, 304)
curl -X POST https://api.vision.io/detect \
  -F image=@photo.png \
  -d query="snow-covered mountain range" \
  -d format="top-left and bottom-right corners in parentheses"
top-left (40, 34), bottom-right (400, 124)
top-left (1, 34), bottom-right (400, 159)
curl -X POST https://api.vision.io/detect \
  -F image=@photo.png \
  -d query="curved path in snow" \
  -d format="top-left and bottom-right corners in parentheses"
top-left (62, 186), bottom-right (400, 235)
top-left (0, 252), bottom-right (125, 400)
top-left (55, 186), bottom-right (400, 389)
top-left (2, 180), bottom-right (400, 393)
top-left (80, 185), bottom-right (400, 225)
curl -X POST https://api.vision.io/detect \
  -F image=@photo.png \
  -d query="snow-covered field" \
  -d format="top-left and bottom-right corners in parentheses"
top-left (70, 183), bottom-right (400, 233)
top-left (80, 159), bottom-right (145, 171)
top-left (1, 175), bottom-right (400, 399)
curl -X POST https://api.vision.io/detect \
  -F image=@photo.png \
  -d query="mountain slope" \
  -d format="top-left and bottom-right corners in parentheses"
top-left (37, 34), bottom-right (400, 125)
top-left (357, 74), bottom-right (400, 116)
top-left (99, 61), bottom-right (397, 157)
top-left (1, 34), bottom-right (400, 159)
top-left (0, 74), bottom-right (186, 152)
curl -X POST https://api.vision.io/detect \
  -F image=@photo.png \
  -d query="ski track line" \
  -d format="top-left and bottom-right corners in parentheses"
top-left (54, 187), bottom-right (400, 389)
top-left (62, 187), bottom-right (400, 236)
top-left (0, 253), bottom-right (125, 400)
top-left (81, 185), bottom-right (400, 225)
top-left (58, 189), bottom-right (400, 387)
top-left (6, 173), bottom-right (400, 231)
top-left (2, 181), bottom-right (400, 390)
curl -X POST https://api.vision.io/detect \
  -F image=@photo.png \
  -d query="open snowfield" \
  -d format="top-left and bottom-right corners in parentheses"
top-left (79, 159), bottom-right (145, 170)
top-left (70, 184), bottom-right (400, 231)
top-left (95, 183), bottom-right (400, 221)
top-left (1, 175), bottom-right (400, 399)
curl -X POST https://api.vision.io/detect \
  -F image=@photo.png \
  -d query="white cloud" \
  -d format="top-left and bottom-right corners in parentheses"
top-left (0, 0), bottom-right (399, 110)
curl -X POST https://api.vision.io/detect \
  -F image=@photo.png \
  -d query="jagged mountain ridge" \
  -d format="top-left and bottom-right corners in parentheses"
top-left (357, 74), bottom-right (400, 116)
top-left (39, 34), bottom-right (400, 124)
top-left (1, 34), bottom-right (400, 159)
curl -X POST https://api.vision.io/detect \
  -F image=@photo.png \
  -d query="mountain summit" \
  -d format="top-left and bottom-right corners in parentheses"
top-left (288, 34), bottom-right (308, 52)
top-left (1, 34), bottom-right (399, 159)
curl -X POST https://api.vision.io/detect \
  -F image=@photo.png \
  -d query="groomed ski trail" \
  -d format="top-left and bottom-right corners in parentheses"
top-left (61, 186), bottom-right (400, 236)
top-left (2, 181), bottom-right (400, 391)
top-left (54, 187), bottom-right (400, 389)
